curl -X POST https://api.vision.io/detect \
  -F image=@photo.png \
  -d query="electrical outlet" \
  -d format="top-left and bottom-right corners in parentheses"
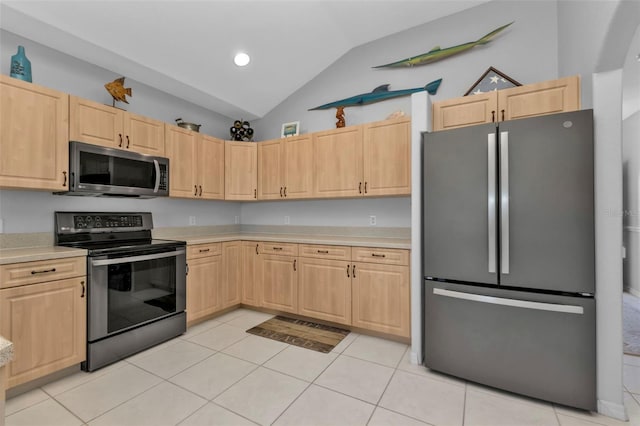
top-left (369, 215), bottom-right (376, 226)
top-left (234, 215), bottom-right (240, 224)
top-left (189, 216), bottom-right (196, 226)
top-left (284, 216), bottom-right (290, 225)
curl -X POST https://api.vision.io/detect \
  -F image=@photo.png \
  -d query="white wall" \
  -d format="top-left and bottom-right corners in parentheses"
top-left (0, 29), bottom-right (241, 234)
top-left (624, 111), bottom-right (640, 294)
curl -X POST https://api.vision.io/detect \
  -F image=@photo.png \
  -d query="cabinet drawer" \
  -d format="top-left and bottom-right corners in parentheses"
top-left (0, 257), bottom-right (86, 289)
top-left (261, 242), bottom-right (298, 256)
top-left (187, 243), bottom-right (222, 259)
top-left (351, 247), bottom-right (409, 266)
top-left (299, 244), bottom-right (351, 261)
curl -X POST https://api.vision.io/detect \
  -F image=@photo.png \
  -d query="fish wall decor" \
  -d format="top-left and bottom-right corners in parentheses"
top-left (373, 22), bottom-right (514, 68)
top-left (105, 77), bottom-right (132, 105)
top-left (309, 78), bottom-right (442, 111)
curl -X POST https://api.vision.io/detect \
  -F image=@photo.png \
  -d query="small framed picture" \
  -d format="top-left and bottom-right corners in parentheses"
top-left (464, 67), bottom-right (521, 96)
top-left (281, 121), bottom-right (300, 138)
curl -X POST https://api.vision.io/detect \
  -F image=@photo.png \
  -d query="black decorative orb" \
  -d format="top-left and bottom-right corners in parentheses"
top-left (230, 119), bottom-right (254, 141)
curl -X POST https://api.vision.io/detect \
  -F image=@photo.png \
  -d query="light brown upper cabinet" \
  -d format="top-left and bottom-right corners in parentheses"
top-left (0, 75), bottom-right (69, 191)
top-left (70, 96), bottom-right (165, 155)
top-left (258, 135), bottom-right (313, 200)
top-left (165, 124), bottom-right (225, 200)
top-left (432, 76), bottom-right (581, 131)
top-left (313, 117), bottom-right (411, 198)
top-left (225, 141), bottom-right (257, 201)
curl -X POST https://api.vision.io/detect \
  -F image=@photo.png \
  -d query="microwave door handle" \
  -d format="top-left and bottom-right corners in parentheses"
top-left (153, 159), bottom-right (160, 193)
top-left (90, 249), bottom-right (186, 267)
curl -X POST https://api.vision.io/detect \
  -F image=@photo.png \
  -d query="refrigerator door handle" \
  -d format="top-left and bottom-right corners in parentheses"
top-left (488, 133), bottom-right (497, 274)
top-left (500, 131), bottom-right (510, 274)
top-left (433, 288), bottom-right (584, 314)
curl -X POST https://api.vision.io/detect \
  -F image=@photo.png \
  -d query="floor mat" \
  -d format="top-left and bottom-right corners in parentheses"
top-left (624, 292), bottom-right (640, 356)
top-left (246, 316), bottom-right (350, 353)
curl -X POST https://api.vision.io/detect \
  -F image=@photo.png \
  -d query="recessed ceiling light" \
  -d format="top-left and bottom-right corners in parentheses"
top-left (234, 52), bottom-right (250, 67)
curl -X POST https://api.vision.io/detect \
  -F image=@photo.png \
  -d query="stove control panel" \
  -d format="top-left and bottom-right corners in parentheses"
top-left (73, 214), bottom-right (144, 229)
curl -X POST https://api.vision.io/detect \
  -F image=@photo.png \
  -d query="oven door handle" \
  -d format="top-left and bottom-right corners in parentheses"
top-left (90, 249), bottom-right (186, 266)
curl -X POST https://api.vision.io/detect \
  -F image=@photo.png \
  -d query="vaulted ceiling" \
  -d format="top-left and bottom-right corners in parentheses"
top-left (0, 1), bottom-right (490, 119)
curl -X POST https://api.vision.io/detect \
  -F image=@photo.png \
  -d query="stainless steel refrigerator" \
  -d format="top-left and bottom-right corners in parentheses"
top-left (422, 109), bottom-right (596, 411)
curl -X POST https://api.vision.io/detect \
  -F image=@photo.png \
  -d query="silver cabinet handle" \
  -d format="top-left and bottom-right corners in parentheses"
top-left (433, 288), bottom-right (584, 314)
top-left (500, 131), bottom-right (510, 274)
top-left (91, 249), bottom-right (185, 266)
top-left (488, 133), bottom-right (497, 274)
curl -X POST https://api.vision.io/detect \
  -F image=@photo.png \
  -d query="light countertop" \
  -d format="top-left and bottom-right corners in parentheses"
top-left (0, 336), bottom-right (13, 368)
top-left (0, 246), bottom-right (87, 265)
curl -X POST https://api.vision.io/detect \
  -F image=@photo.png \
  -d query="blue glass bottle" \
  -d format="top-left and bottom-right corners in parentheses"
top-left (10, 46), bottom-right (32, 83)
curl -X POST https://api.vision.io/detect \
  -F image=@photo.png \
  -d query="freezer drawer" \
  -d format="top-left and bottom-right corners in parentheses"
top-left (424, 280), bottom-right (596, 411)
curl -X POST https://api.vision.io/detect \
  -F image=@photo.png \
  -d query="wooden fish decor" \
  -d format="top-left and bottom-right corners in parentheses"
top-left (373, 22), bottom-right (514, 68)
top-left (309, 78), bottom-right (442, 111)
top-left (105, 77), bottom-right (132, 105)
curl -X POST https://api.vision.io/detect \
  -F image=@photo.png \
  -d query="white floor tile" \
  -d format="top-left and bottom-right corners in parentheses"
top-left (214, 367), bottom-right (307, 425)
top-left (315, 355), bottom-right (394, 404)
top-left (181, 318), bottom-right (222, 339)
top-left (179, 402), bottom-right (258, 425)
top-left (5, 398), bottom-right (83, 426)
top-left (41, 360), bottom-right (128, 396)
top-left (342, 334), bottom-right (407, 368)
top-left (264, 345), bottom-right (338, 382)
top-left (225, 310), bottom-right (275, 330)
top-left (55, 363), bottom-right (162, 422)
top-left (4, 388), bottom-right (50, 416)
top-left (555, 393), bottom-right (634, 426)
top-left (222, 335), bottom-right (287, 364)
top-left (367, 407), bottom-right (429, 426)
top-left (212, 308), bottom-right (254, 323)
top-left (128, 339), bottom-right (214, 379)
top-left (465, 385), bottom-right (559, 426)
top-left (89, 381), bottom-right (207, 426)
top-left (379, 370), bottom-right (465, 426)
top-left (331, 331), bottom-right (359, 354)
top-left (186, 323), bottom-right (249, 350)
top-left (170, 352), bottom-right (258, 400)
top-left (556, 413), bottom-right (609, 425)
top-left (626, 364), bottom-right (640, 394)
top-left (274, 384), bottom-right (374, 426)
top-left (397, 347), bottom-right (466, 387)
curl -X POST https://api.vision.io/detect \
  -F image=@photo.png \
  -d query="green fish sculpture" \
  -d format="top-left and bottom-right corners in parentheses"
top-left (373, 22), bottom-right (514, 68)
top-left (309, 78), bottom-right (442, 110)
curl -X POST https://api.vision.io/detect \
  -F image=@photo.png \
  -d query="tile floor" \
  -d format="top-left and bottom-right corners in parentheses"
top-left (4, 307), bottom-right (640, 426)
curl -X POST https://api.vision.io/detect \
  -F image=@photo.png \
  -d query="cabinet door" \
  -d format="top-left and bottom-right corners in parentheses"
top-left (283, 135), bottom-right (313, 199)
top-left (313, 126), bottom-right (363, 198)
top-left (0, 277), bottom-right (86, 388)
top-left (69, 96), bottom-right (123, 148)
top-left (298, 258), bottom-right (351, 325)
top-left (352, 262), bottom-right (410, 338)
top-left (165, 124), bottom-right (198, 198)
top-left (123, 112), bottom-right (165, 155)
top-left (186, 255), bottom-right (222, 324)
top-left (261, 254), bottom-right (297, 314)
top-left (221, 241), bottom-right (242, 309)
top-left (0, 76), bottom-right (69, 190)
top-left (432, 92), bottom-right (497, 131)
top-left (257, 139), bottom-right (282, 200)
top-left (225, 141), bottom-right (257, 200)
top-left (498, 75), bottom-right (580, 122)
top-left (363, 118), bottom-right (411, 196)
top-left (199, 135), bottom-right (225, 200)
top-left (242, 242), bottom-right (262, 306)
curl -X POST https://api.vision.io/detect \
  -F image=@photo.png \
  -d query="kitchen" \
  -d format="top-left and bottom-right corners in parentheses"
top-left (0, 1), bottom-right (638, 425)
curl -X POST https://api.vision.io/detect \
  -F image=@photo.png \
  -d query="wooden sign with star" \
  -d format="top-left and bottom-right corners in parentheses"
top-left (464, 66), bottom-right (521, 96)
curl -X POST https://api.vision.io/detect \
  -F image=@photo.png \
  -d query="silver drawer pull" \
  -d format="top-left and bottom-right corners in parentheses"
top-left (371, 253), bottom-right (386, 258)
top-left (31, 268), bottom-right (56, 275)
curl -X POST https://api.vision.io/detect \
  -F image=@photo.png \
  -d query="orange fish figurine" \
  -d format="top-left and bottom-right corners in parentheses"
top-left (104, 77), bottom-right (132, 104)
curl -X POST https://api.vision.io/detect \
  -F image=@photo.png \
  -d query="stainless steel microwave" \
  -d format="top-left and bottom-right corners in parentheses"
top-left (57, 141), bottom-right (169, 198)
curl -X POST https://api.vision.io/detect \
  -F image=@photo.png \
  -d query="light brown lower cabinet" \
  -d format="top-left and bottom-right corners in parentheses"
top-left (351, 262), bottom-right (410, 338)
top-left (0, 277), bottom-right (86, 389)
top-left (186, 245), bottom-right (222, 324)
top-left (297, 257), bottom-right (351, 325)
top-left (242, 241), bottom-right (262, 307)
top-left (261, 253), bottom-right (297, 314)
top-left (221, 241), bottom-right (242, 309)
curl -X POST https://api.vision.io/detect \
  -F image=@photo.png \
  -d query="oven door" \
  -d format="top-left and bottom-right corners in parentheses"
top-left (87, 246), bottom-right (186, 341)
